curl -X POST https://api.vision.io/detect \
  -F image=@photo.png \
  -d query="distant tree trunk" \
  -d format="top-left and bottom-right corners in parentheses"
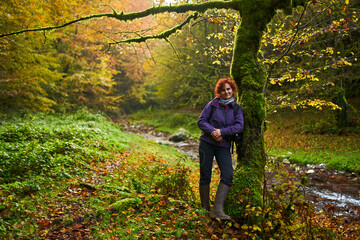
top-left (335, 85), bottom-right (350, 129)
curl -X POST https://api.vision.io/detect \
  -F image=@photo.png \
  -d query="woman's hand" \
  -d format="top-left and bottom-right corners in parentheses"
top-left (214, 136), bottom-right (223, 142)
top-left (211, 129), bottom-right (222, 142)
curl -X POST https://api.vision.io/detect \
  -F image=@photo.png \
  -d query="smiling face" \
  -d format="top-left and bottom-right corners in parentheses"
top-left (219, 83), bottom-right (233, 100)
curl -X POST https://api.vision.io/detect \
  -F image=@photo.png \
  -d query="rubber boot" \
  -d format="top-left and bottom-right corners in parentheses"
top-left (199, 184), bottom-right (210, 211)
top-left (210, 182), bottom-right (232, 220)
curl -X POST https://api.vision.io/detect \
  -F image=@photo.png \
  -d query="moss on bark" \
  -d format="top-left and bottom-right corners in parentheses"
top-left (226, 0), bottom-right (296, 220)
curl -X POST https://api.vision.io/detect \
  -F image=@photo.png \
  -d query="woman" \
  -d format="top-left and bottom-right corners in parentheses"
top-left (197, 77), bottom-right (244, 220)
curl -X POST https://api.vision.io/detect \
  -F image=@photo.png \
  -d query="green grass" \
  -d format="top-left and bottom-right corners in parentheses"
top-left (130, 107), bottom-right (201, 137)
top-left (0, 110), bottom-right (204, 239)
top-left (0, 109), bottom-right (130, 184)
top-left (265, 110), bottom-right (360, 173)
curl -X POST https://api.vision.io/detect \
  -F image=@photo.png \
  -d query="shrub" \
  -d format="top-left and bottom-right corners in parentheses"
top-left (153, 164), bottom-right (195, 202)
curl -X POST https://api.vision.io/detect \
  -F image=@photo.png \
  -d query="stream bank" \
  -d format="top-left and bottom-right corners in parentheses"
top-left (119, 120), bottom-right (359, 222)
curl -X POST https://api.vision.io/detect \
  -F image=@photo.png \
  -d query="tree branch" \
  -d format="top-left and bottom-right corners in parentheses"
top-left (264, 2), bottom-right (308, 94)
top-left (165, 37), bottom-right (184, 69)
top-left (0, 13), bottom-right (113, 38)
top-left (0, 1), bottom-right (237, 38)
top-left (121, 1), bottom-right (238, 20)
top-left (109, 13), bottom-right (199, 46)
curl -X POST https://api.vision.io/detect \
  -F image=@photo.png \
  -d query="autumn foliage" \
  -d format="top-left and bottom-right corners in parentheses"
top-left (0, 0), bottom-right (156, 114)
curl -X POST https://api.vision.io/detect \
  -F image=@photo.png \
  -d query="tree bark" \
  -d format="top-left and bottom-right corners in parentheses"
top-left (226, 0), bottom-right (306, 220)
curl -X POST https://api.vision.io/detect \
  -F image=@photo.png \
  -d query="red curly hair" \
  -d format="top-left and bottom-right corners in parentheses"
top-left (214, 77), bottom-right (238, 98)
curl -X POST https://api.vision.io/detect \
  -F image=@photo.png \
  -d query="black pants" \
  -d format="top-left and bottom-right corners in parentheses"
top-left (199, 140), bottom-right (233, 187)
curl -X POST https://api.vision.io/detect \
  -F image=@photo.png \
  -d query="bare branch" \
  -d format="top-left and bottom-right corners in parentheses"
top-left (165, 37), bottom-right (184, 69)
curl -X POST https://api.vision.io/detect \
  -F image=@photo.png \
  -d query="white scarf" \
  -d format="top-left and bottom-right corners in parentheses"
top-left (219, 98), bottom-right (234, 107)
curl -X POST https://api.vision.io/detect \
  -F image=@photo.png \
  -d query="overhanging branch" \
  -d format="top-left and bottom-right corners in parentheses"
top-left (0, 13), bottom-right (113, 38)
top-left (109, 13), bottom-right (198, 45)
top-left (121, 1), bottom-right (237, 20)
top-left (0, 1), bottom-right (237, 38)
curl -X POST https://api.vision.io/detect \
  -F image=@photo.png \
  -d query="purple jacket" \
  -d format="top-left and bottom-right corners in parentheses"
top-left (197, 98), bottom-right (244, 148)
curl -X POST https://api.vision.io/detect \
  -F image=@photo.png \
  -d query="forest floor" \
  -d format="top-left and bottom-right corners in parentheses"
top-left (1, 111), bottom-right (360, 239)
top-left (118, 120), bottom-right (360, 220)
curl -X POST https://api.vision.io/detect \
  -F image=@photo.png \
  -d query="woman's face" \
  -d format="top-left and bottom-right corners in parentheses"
top-left (219, 83), bottom-right (233, 99)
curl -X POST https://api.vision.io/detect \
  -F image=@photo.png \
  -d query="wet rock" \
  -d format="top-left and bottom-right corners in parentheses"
top-left (307, 164), bottom-right (315, 169)
top-left (174, 142), bottom-right (190, 147)
top-left (283, 158), bottom-right (291, 164)
top-left (314, 163), bottom-right (326, 169)
top-left (307, 169), bottom-right (315, 174)
top-left (155, 139), bottom-right (174, 146)
top-left (169, 128), bottom-right (190, 142)
top-left (292, 165), bottom-right (301, 172)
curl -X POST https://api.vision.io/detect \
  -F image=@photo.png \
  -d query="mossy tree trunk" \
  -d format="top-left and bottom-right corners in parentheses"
top-left (225, 0), bottom-right (302, 219)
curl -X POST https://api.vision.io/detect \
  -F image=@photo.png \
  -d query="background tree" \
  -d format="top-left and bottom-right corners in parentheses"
top-left (262, 0), bottom-right (359, 129)
top-left (142, 8), bottom-right (238, 109)
top-left (171, 0), bottom-right (359, 130)
top-left (0, 0), bottom-right (155, 114)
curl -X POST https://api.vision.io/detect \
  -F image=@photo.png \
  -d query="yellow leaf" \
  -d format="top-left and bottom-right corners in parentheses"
top-left (41, 230), bottom-right (49, 236)
top-left (253, 225), bottom-right (261, 231)
top-left (345, 0), bottom-right (349, 4)
top-left (241, 224), bottom-right (249, 229)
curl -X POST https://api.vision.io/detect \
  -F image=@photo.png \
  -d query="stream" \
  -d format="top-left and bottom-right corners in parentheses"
top-left (119, 121), bottom-right (360, 222)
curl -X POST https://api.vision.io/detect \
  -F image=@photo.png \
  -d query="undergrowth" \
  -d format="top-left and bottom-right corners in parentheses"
top-left (0, 110), bottom-right (359, 239)
top-left (265, 110), bottom-right (360, 173)
top-left (0, 110), bottom-right (129, 184)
